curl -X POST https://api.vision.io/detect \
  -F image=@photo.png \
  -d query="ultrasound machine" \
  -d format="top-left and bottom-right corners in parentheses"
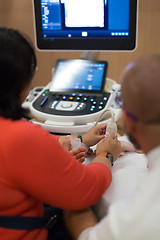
top-left (23, 58), bottom-right (121, 134)
top-left (26, 0), bottom-right (138, 134)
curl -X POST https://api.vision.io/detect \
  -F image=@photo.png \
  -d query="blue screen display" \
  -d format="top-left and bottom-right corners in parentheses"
top-left (41, 0), bottom-right (130, 39)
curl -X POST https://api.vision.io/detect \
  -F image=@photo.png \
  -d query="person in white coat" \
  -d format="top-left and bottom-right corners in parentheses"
top-left (64, 54), bottom-right (160, 240)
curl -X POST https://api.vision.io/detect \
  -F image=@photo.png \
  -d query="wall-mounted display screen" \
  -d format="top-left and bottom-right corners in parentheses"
top-left (33, 0), bottom-right (138, 51)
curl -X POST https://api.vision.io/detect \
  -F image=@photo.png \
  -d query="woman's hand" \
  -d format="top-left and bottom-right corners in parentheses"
top-left (58, 136), bottom-right (87, 163)
top-left (96, 132), bottom-right (121, 161)
top-left (58, 136), bottom-right (71, 151)
top-left (70, 147), bottom-right (87, 163)
top-left (82, 124), bottom-right (107, 147)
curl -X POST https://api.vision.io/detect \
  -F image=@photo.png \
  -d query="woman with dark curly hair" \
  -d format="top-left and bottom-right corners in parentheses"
top-left (0, 27), bottom-right (121, 240)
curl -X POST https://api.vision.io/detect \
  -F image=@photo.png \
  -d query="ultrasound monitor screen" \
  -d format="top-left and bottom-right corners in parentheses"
top-left (49, 59), bottom-right (108, 93)
top-left (33, 0), bottom-right (137, 50)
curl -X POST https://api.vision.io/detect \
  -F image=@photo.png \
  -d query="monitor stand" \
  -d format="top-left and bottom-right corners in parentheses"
top-left (80, 51), bottom-right (99, 60)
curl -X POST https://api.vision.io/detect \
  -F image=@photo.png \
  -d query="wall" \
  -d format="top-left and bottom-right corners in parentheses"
top-left (0, 0), bottom-right (160, 87)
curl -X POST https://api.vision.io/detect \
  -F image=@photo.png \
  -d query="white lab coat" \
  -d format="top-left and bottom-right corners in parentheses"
top-left (79, 146), bottom-right (160, 240)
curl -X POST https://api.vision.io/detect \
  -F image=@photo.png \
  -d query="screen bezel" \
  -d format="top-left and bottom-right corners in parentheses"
top-left (49, 59), bottom-right (108, 94)
top-left (33, 0), bottom-right (138, 51)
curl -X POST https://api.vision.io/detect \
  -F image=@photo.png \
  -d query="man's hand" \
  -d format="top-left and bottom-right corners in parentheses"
top-left (64, 208), bottom-right (97, 240)
top-left (82, 124), bottom-right (107, 147)
top-left (96, 132), bottom-right (121, 161)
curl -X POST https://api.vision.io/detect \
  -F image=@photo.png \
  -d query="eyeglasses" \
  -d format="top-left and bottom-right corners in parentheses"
top-left (115, 95), bottom-right (138, 123)
top-left (115, 94), bottom-right (160, 125)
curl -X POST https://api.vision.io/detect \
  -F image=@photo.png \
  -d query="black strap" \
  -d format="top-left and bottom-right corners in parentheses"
top-left (0, 215), bottom-right (58, 230)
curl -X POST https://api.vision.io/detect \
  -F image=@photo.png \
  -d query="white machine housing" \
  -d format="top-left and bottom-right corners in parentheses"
top-left (23, 79), bottom-right (121, 134)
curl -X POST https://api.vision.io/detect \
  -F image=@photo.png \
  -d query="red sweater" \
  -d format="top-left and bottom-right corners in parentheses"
top-left (0, 117), bottom-right (112, 240)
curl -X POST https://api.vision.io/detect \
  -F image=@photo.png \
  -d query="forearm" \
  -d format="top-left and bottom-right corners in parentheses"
top-left (92, 155), bottom-right (112, 171)
top-left (82, 133), bottom-right (91, 146)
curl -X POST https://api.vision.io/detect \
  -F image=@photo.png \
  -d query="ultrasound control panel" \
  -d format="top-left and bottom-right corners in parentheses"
top-left (33, 90), bottom-right (111, 116)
